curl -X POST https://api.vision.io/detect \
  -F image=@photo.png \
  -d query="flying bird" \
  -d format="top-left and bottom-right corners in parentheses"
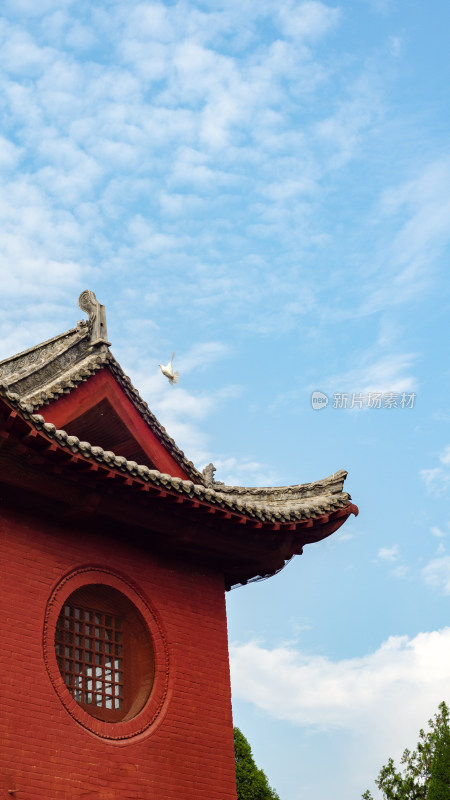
top-left (158, 352), bottom-right (180, 385)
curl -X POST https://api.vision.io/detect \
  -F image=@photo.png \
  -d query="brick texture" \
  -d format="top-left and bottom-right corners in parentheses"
top-left (0, 501), bottom-right (238, 800)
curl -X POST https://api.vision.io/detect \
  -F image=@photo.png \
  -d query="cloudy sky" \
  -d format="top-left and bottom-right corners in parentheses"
top-left (1, 0), bottom-right (450, 797)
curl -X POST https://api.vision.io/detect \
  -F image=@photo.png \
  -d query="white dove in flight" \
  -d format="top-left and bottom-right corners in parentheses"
top-left (158, 352), bottom-right (180, 385)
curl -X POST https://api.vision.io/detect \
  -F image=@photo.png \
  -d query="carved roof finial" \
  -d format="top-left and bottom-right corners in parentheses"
top-left (78, 291), bottom-right (109, 346)
top-left (202, 463), bottom-right (216, 486)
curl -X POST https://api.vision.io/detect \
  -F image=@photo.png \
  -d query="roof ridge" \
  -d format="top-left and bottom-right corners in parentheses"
top-left (0, 324), bottom-right (86, 372)
top-left (25, 350), bottom-right (109, 406)
top-left (214, 470), bottom-right (348, 497)
top-left (3, 329), bottom-right (94, 391)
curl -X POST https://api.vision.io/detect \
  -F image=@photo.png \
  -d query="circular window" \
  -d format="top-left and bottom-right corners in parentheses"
top-left (44, 568), bottom-right (170, 741)
top-left (55, 584), bottom-right (153, 723)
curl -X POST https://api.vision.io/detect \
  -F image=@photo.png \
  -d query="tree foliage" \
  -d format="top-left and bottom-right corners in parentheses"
top-left (234, 727), bottom-right (280, 800)
top-left (362, 702), bottom-right (450, 800)
top-left (428, 717), bottom-right (450, 800)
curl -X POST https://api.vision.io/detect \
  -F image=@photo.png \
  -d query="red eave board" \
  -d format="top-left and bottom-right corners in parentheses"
top-left (36, 368), bottom-right (190, 480)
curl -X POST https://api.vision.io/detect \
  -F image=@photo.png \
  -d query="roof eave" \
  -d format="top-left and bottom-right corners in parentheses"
top-left (0, 385), bottom-right (358, 587)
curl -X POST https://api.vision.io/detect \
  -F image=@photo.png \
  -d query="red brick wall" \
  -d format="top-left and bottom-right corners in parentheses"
top-left (0, 502), bottom-right (237, 800)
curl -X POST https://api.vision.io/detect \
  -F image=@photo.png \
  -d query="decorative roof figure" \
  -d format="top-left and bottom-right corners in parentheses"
top-left (78, 289), bottom-right (109, 345)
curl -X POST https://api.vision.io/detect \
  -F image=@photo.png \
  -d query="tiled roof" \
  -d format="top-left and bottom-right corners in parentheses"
top-left (0, 292), bottom-right (357, 542)
top-left (0, 380), bottom-right (356, 526)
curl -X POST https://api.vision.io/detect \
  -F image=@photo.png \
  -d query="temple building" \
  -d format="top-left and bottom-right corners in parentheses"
top-left (0, 291), bottom-right (357, 799)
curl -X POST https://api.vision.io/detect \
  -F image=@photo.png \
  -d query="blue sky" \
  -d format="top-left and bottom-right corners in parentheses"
top-left (1, 0), bottom-right (450, 797)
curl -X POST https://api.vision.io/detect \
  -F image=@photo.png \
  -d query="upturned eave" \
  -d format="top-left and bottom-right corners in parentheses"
top-left (0, 384), bottom-right (357, 588)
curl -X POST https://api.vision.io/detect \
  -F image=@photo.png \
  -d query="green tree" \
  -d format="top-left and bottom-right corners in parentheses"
top-left (428, 718), bottom-right (450, 800)
top-left (362, 702), bottom-right (450, 800)
top-left (234, 727), bottom-right (280, 800)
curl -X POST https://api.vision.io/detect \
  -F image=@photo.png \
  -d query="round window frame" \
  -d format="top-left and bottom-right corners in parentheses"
top-left (44, 567), bottom-right (170, 741)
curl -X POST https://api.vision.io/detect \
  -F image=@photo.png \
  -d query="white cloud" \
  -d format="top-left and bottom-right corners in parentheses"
top-left (230, 630), bottom-right (450, 729)
top-left (388, 35), bottom-right (403, 58)
top-left (378, 545), bottom-right (399, 562)
top-left (230, 630), bottom-right (450, 795)
top-left (0, 135), bottom-right (23, 169)
top-left (363, 0), bottom-right (393, 13)
top-left (277, 1), bottom-right (340, 42)
top-left (363, 158), bottom-right (450, 314)
top-left (387, 160), bottom-right (450, 283)
top-left (423, 557), bottom-right (450, 595)
top-left (3, 0), bottom-right (68, 16)
top-left (376, 546), bottom-right (408, 579)
top-left (421, 467), bottom-right (446, 491)
top-left (0, 0), bottom-right (398, 346)
top-left (0, 28), bottom-right (54, 76)
top-left (0, 175), bottom-right (87, 311)
top-left (315, 74), bottom-right (383, 168)
top-left (421, 445), bottom-right (450, 496)
top-left (431, 526), bottom-right (447, 539)
top-left (337, 531), bottom-right (354, 542)
top-left (180, 341), bottom-right (231, 374)
top-left (329, 351), bottom-right (417, 397)
top-left (390, 564), bottom-right (409, 579)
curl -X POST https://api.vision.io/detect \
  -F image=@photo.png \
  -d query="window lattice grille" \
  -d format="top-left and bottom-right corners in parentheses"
top-left (55, 604), bottom-right (123, 710)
